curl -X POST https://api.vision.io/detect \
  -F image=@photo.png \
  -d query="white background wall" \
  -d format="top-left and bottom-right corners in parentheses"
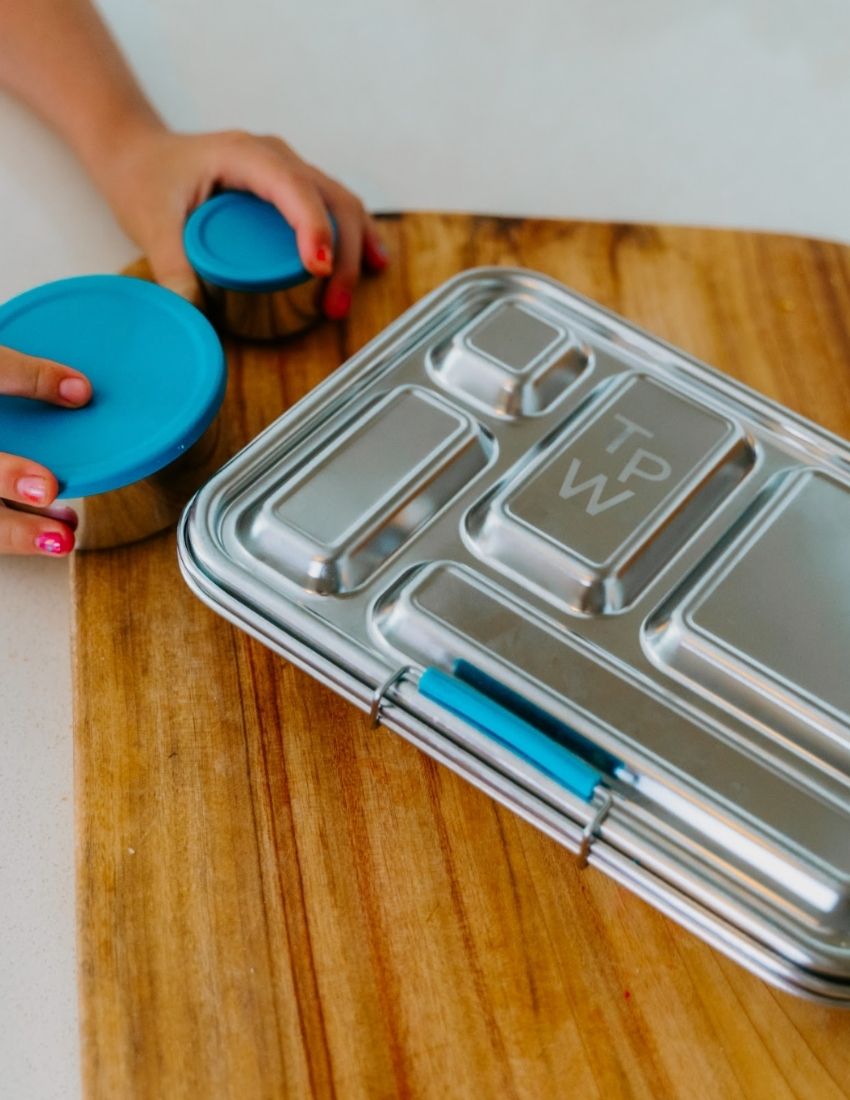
top-left (1, 2), bottom-right (849, 1096)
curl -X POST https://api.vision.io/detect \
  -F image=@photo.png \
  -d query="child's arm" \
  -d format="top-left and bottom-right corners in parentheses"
top-left (0, 0), bottom-right (386, 314)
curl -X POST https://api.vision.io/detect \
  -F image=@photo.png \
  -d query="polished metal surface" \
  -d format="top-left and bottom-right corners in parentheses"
top-left (199, 273), bottom-right (324, 341)
top-left (178, 268), bottom-right (850, 1002)
top-left (645, 468), bottom-right (850, 774)
top-left (428, 298), bottom-right (589, 417)
top-left (70, 413), bottom-right (228, 550)
top-left (237, 387), bottom-right (492, 592)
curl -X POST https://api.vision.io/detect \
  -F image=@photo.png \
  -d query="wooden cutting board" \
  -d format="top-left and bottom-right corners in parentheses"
top-left (73, 214), bottom-right (850, 1100)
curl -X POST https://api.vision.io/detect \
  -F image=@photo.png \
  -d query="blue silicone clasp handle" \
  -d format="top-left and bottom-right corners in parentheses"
top-left (418, 667), bottom-right (602, 801)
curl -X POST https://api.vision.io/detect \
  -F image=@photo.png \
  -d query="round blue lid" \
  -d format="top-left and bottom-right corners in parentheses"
top-left (184, 191), bottom-right (314, 292)
top-left (0, 275), bottom-right (226, 498)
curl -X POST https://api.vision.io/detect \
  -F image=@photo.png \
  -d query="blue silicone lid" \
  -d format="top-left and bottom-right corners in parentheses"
top-left (184, 191), bottom-right (315, 292)
top-left (0, 275), bottom-right (226, 498)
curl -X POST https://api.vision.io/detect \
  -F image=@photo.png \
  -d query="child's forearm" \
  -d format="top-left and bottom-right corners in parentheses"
top-left (0, 0), bottom-right (164, 184)
top-left (0, 0), bottom-right (386, 320)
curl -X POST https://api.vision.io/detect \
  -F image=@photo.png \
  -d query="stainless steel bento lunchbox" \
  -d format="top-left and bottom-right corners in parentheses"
top-left (184, 191), bottom-right (326, 341)
top-left (0, 274), bottom-right (227, 550)
top-left (178, 267), bottom-right (850, 1004)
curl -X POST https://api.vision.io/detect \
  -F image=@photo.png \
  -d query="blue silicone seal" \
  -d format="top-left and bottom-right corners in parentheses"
top-left (418, 667), bottom-right (602, 801)
top-left (0, 275), bottom-right (226, 498)
top-left (184, 191), bottom-right (314, 292)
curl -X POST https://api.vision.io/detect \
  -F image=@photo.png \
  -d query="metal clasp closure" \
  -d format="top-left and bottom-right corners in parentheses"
top-left (576, 788), bottom-right (613, 870)
top-left (369, 665), bottom-right (414, 728)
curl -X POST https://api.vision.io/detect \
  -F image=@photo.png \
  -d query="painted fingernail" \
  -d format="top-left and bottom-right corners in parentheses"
top-left (35, 530), bottom-right (74, 555)
top-left (16, 476), bottom-right (48, 504)
top-left (325, 287), bottom-right (352, 320)
top-left (58, 377), bottom-right (89, 405)
top-left (314, 246), bottom-right (334, 276)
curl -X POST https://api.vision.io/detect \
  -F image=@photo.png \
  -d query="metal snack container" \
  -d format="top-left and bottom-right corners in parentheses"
top-left (178, 267), bottom-right (850, 1003)
top-left (0, 275), bottom-right (226, 549)
top-left (184, 191), bottom-right (325, 341)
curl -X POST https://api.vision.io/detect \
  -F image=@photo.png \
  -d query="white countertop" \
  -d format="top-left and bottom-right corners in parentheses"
top-left (2, 2), bottom-right (849, 1095)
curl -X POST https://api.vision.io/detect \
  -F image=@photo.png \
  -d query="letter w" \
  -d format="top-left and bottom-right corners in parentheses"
top-left (558, 458), bottom-right (634, 515)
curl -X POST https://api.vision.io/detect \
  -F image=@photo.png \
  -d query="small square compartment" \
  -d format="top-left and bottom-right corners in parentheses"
top-left (426, 297), bottom-right (590, 419)
top-left (466, 301), bottom-right (562, 370)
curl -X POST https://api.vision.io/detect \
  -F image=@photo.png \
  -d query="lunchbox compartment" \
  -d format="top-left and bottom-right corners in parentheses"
top-left (426, 297), bottom-right (591, 418)
top-left (644, 467), bottom-right (850, 779)
top-left (230, 386), bottom-right (494, 594)
top-left (466, 373), bottom-right (756, 614)
top-left (371, 560), bottom-right (850, 938)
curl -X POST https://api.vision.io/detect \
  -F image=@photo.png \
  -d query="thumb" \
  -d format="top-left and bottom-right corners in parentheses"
top-left (0, 345), bottom-right (92, 407)
top-left (145, 229), bottom-right (202, 306)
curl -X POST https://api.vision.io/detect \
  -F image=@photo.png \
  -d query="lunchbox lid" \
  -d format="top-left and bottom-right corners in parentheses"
top-left (0, 275), bottom-right (225, 498)
top-left (184, 191), bottom-right (315, 292)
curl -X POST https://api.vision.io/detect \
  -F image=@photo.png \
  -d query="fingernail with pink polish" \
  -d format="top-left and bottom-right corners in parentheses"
top-left (58, 377), bottom-right (89, 405)
top-left (17, 476), bottom-right (47, 504)
top-left (36, 530), bottom-right (74, 555)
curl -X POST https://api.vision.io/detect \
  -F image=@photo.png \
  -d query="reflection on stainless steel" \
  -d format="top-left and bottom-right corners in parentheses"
top-left (70, 414), bottom-right (228, 550)
top-left (374, 561), bottom-right (850, 901)
top-left (178, 267), bottom-right (850, 1003)
top-left (427, 296), bottom-right (590, 417)
top-left (234, 387), bottom-right (493, 593)
top-left (199, 273), bottom-right (324, 341)
top-left (645, 469), bottom-right (850, 774)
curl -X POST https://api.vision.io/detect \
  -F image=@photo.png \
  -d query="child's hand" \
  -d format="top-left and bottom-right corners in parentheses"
top-left (98, 128), bottom-right (389, 318)
top-left (0, 346), bottom-right (92, 556)
top-left (2, 4), bottom-right (388, 315)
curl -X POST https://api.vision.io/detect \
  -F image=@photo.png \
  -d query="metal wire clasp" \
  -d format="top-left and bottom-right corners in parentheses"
top-left (368, 665), bottom-right (415, 728)
top-left (576, 788), bottom-right (613, 870)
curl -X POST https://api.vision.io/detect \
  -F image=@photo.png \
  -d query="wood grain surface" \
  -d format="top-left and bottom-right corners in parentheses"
top-left (73, 215), bottom-right (850, 1099)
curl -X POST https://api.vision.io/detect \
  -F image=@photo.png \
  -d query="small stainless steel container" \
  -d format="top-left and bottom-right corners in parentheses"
top-left (184, 191), bottom-right (326, 341)
top-left (180, 267), bottom-right (850, 1003)
top-left (66, 413), bottom-right (227, 549)
top-left (0, 274), bottom-right (227, 551)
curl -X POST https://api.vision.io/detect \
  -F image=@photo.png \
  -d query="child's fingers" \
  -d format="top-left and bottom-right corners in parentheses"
top-left (0, 501), bottom-right (75, 556)
top-left (312, 172), bottom-right (388, 281)
top-left (3, 499), bottom-right (79, 529)
top-left (40, 503), bottom-right (78, 529)
top-left (363, 221), bottom-right (389, 272)
top-left (215, 138), bottom-right (335, 277)
top-left (0, 350), bottom-right (86, 555)
top-left (0, 447), bottom-right (75, 556)
top-left (0, 450), bottom-right (59, 508)
top-left (311, 173), bottom-right (374, 318)
top-left (0, 346), bottom-right (92, 407)
top-left (320, 195), bottom-right (365, 320)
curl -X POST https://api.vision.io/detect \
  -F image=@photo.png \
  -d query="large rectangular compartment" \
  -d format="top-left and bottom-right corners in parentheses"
top-left (178, 268), bottom-right (850, 1004)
